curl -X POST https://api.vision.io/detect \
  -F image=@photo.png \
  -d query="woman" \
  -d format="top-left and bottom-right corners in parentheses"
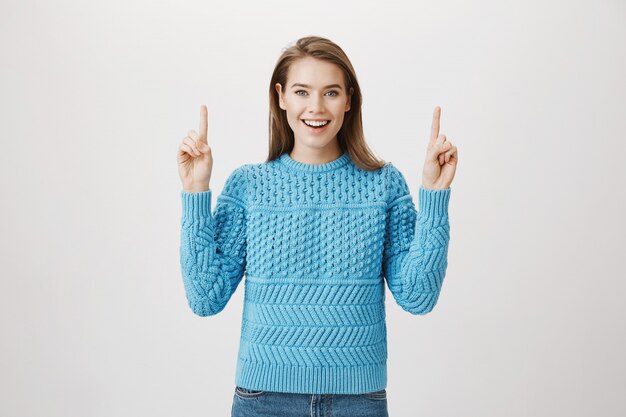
top-left (177, 35), bottom-right (458, 417)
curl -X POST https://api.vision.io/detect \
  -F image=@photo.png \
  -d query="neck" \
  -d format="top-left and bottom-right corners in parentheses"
top-left (289, 142), bottom-right (343, 165)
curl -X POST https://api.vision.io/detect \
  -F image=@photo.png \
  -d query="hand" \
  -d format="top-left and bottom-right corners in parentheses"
top-left (177, 105), bottom-right (213, 192)
top-left (421, 106), bottom-right (458, 190)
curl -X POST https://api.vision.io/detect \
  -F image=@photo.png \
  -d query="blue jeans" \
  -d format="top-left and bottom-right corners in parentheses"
top-left (231, 386), bottom-right (389, 417)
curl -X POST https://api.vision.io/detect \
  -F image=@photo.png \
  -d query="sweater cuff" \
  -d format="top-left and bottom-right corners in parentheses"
top-left (181, 189), bottom-right (212, 221)
top-left (418, 186), bottom-right (450, 217)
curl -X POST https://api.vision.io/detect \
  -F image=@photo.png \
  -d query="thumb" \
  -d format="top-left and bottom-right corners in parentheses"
top-left (198, 141), bottom-right (210, 153)
top-left (428, 140), bottom-right (449, 161)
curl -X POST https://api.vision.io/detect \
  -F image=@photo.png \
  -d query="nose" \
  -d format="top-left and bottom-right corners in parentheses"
top-left (308, 93), bottom-right (325, 113)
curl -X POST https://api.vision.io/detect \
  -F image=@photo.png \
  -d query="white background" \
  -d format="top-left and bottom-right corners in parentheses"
top-left (1, 0), bottom-right (625, 416)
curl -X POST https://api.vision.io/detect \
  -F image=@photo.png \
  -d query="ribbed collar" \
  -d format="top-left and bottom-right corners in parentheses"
top-left (278, 150), bottom-right (351, 173)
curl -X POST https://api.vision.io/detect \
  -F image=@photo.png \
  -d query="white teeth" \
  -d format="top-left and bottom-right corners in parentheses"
top-left (303, 120), bottom-right (329, 127)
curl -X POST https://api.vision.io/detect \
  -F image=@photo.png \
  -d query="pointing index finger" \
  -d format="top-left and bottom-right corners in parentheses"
top-left (198, 105), bottom-right (208, 143)
top-left (430, 106), bottom-right (441, 142)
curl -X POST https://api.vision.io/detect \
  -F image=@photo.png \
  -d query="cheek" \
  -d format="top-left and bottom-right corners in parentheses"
top-left (284, 104), bottom-right (301, 122)
top-left (286, 113), bottom-right (302, 131)
top-left (333, 110), bottom-right (347, 125)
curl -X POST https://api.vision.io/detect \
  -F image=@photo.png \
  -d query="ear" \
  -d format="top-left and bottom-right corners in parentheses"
top-left (345, 87), bottom-right (353, 112)
top-left (275, 83), bottom-right (285, 110)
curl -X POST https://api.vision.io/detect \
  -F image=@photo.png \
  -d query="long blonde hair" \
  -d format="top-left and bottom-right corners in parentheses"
top-left (267, 35), bottom-right (385, 171)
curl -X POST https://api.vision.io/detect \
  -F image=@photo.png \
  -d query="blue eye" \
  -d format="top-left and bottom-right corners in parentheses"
top-left (294, 90), bottom-right (340, 96)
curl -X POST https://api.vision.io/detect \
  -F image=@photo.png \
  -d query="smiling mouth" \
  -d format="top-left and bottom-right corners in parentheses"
top-left (301, 119), bottom-right (330, 129)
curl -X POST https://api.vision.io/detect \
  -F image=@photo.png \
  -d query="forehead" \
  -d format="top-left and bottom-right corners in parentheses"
top-left (286, 56), bottom-right (345, 87)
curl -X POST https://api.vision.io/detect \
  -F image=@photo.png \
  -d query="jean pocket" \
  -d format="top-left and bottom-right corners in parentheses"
top-left (234, 385), bottom-right (267, 399)
top-left (360, 389), bottom-right (387, 400)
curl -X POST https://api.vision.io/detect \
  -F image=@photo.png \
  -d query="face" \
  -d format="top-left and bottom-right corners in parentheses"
top-left (275, 56), bottom-right (352, 151)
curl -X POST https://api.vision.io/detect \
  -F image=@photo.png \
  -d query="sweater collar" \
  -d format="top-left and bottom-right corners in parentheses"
top-left (278, 150), bottom-right (351, 173)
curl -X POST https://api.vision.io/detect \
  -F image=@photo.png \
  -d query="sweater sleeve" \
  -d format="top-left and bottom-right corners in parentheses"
top-left (179, 165), bottom-right (248, 316)
top-left (382, 162), bottom-right (451, 315)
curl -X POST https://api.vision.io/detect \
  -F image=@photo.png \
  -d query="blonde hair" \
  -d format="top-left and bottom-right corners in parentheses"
top-left (267, 35), bottom-right (385, 171)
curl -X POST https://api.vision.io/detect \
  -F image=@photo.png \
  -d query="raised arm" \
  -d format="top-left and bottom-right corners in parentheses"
top-left (179, 166), bottom-right (248, 316)
top-left (382, 163), bottom-right (451, 315)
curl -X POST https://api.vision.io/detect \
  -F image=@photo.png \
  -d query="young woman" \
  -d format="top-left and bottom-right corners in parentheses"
top-left (177, 36), bottom-right (458, 417)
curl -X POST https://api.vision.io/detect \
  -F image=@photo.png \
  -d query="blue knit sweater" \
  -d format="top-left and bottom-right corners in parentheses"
top-left (179, 150), bottom-right (451, 395)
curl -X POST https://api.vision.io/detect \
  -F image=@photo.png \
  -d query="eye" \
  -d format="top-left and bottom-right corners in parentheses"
top-left (294, 90), bottom-right (339, 97)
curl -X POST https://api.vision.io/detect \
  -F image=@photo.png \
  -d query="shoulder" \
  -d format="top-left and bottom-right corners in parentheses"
top-left (383, 162), bottom-right (411, 205)
top-left (221, 164), bottom-right (251, 205)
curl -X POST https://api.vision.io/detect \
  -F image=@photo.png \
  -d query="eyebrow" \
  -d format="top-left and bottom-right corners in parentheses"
top-left (290, 83), bottom-right (343, 90)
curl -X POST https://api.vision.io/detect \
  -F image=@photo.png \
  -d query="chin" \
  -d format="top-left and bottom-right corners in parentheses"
top-left (300, 137), bottom-right (336, 149)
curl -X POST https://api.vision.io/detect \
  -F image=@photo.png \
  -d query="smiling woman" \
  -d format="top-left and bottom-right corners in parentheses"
top-left (177, 35), bottom-right (456, 417)
top-left (273, 55), bottom-right (354, 164)
top-left (265, 37), bottom-right (388, 170)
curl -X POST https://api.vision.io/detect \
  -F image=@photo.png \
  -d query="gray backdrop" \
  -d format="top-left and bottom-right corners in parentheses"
top-left (1, 0), bottom-right (624, 416)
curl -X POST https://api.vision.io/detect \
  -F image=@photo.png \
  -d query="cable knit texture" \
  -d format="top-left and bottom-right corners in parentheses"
top-left (179, 150), bottom-right (451, 395)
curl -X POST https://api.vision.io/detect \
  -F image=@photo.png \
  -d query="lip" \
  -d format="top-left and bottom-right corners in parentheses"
top-left (301, 119), bottom-right (331, 133)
